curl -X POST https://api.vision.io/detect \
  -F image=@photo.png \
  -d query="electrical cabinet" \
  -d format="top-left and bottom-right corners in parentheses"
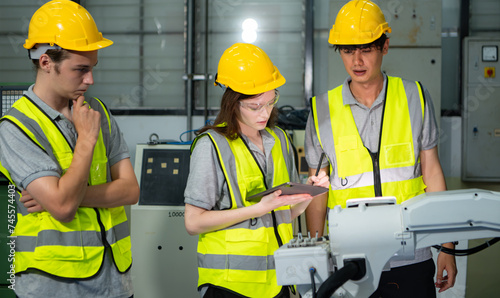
top-left (131, 144), bottom-right (198, 298)
top-left (462, 37), bottom-right (500, 181)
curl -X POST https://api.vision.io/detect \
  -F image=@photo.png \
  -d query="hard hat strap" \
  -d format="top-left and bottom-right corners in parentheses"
top-left (214, 74), bottom-right (228, 92)
top-left (28, 44), bottom-right (62, 60)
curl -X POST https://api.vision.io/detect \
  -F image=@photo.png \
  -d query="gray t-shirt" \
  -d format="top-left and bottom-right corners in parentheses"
top-left (0, 85), bottom-right (133, 298)
top-left (304, 75), bottom-right (439, 268)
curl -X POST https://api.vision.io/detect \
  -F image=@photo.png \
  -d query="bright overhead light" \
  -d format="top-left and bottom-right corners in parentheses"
top-left (241, 18), bottom-right (258, 43)
top-left (242, 30), bottom-right (257, 43)
top-left (242, 18), bottom-right (258, 31)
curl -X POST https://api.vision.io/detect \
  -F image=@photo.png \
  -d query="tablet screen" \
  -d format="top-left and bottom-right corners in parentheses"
top-left (246, 182), bottom-right (328, 202)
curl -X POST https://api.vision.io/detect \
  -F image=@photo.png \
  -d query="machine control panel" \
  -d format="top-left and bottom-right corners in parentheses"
top-left (482, 45), bottom-right (498, 62)
top-left (286, 232), bottom-right (325, 248)
top-left (275, 233), bottom-right (333, 288)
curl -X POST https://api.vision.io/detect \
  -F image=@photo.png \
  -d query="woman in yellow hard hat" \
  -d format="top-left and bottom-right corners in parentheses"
top-left (0, 1), bottom-right (139, 297)
top-left (184, 43), bottom-right (329, 298)
top-left (304, 1), bottom-right (457, 297)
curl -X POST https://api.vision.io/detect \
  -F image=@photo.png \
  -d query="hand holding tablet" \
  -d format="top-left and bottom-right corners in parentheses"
top-left (246, 182), bottom-right (329, 202)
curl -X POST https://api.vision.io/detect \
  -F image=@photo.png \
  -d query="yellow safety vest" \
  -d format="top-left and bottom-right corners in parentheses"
top-left (312, 76), bottom-right (427, 209)
top-left (193, 127), bottom-right (294, 297)
top-left (0, 96), bottom-right (132, 279)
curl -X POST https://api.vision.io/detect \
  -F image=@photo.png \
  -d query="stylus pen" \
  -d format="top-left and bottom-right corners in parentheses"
top-left (315, 152), bottom-right (325, 177)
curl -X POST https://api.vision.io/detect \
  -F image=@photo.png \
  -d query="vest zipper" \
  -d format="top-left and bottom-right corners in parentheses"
top-left (271, 211), bottom-right (284, 247)
top-left (94, 208), bottom-right (111, 248)
top-left (369, 151), bottom-right (383, 197)
top-left (370, 79), bottom-right (389, 198)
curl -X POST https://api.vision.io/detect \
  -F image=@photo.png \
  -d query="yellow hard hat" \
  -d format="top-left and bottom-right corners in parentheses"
top-left (215, 43), bottom-right (285, 95)
top-left (329, 0), bottom-right (391, 45)
top-left (24, 0), bottom-right (112, 55)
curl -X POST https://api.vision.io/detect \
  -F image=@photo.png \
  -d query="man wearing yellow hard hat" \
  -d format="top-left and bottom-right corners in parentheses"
top-left (304, 0), bottom-right (457, 296)
top-left (0, 1), bottom-right (139, 297)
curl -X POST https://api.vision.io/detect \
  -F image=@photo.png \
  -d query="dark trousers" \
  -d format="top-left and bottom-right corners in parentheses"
top-left (369, 258), bottom-right (436, 298)
top-left (204, 285), bottom-right (291, 298)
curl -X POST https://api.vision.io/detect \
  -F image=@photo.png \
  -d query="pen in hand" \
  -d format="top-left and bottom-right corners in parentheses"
top-left (314, 152), bottom-right (325, 178)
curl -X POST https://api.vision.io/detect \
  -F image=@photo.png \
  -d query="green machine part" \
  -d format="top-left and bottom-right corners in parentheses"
top-left (0, 177), bottom-right (16, 297)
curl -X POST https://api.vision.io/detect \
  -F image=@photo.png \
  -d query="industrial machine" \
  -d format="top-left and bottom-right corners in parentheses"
top-left (131, 143), bottom-right (199, 298)
top-left (1, 85), bottom-right (28, 116)
top-left (274, 189), bottom-right (500, 297)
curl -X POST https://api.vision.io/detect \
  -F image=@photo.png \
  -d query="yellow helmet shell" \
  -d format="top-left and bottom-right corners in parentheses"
top-left (215, 43), bottom-right (285, 95)
top-left (329, 0), bottom-right (391, 45)
top-left (24, 0), bottom-right (112, 51)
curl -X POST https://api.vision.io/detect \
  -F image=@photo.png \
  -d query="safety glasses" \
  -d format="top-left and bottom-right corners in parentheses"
top-left (239, 89), bottom-right (280, 112)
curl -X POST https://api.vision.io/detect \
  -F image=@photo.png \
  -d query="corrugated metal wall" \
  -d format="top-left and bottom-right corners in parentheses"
top-left (0, 0), bottom-right (306, 111)
top-left (469, 0), bottom-right (500, 35)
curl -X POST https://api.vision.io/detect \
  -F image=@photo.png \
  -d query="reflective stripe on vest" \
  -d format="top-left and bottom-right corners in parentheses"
top-left (15, 220), bottom-right (130, 251)
top-left (0, 96), bottom-right (132, 278)
top-left (312, 76), bottom-right (427, 209)
top-left (193, 127), bottom-right (294, 297)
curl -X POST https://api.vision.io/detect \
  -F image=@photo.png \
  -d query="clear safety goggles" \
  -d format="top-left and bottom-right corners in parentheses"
top-left (239, 89), bottom-right (280, 112)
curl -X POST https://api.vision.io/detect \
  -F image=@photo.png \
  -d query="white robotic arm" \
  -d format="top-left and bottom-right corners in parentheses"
top-left (274, 189), bottom-right (500, 298)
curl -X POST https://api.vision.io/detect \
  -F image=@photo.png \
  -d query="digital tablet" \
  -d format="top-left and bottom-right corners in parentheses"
top-left (246, 182), bottom-right (328, 202)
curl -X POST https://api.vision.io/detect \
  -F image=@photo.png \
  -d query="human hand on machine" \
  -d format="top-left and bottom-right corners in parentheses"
top-left (435, 242), bottom-right (457, 292)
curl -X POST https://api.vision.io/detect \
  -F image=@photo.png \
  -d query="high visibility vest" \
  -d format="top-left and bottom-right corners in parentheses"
top-left (0, 96), bottom-right (132, 279)
top-left (311, 76), bottom-right (427, 209)
top-left (193, 127), bottom-right (294, 297)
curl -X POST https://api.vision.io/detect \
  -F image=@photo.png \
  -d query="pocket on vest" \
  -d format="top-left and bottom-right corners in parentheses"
top-left (337, 136), bottom-right (362, 178)
top-left (225, 229), bottom-right (269, 283)
top-left (383, 142), bottom-right (413, 167)
top-left (399, 176), bottom-right (426, 202)
top-left (242, 175), bottom-right (267, 199)
top-left (90, 160), bottom-right (108, 185)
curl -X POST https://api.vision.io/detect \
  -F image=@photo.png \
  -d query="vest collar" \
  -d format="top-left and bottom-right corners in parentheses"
top-left (343, 73), bottom-right (388, 109)
top-left (240, 129), bottom-right (276, 155)
top-left (25, 84), bottom-right (67, 121)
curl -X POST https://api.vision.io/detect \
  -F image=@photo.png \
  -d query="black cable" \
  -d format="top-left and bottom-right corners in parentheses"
top-left (316, 261), bottom-right (362, 298)
top-left (309, 267), bottom-right (317, 298)
top-left (278, 104), bottom-right (296, 112)
top-left (432, 237), bottom-right (500, 256)
top-left (277, 105), bottom-right (309, 130)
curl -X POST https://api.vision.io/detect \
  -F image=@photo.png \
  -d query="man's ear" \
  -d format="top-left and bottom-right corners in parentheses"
top-left (38, 54), bottom-right (52, 72)
top-left (382, 38), bottom-right (390, 55)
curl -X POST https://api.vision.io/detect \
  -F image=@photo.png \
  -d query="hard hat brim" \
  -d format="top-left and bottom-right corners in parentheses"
top-left (23, 38), bottom-right (113, 52)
